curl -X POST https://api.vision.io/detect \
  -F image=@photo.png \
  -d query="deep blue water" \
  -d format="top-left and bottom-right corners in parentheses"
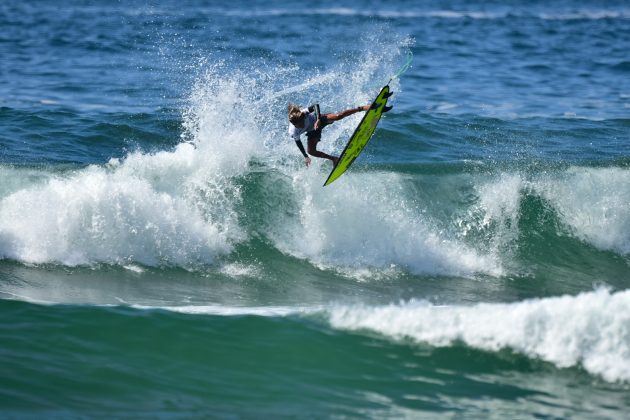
top-left (1, 1), bottom-right (629, 417)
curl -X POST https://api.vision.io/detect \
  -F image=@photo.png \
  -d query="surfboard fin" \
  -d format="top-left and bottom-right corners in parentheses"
top-left (383, 105), bottom-right (393, 113)
top-left (384, 91), bottom-right (394, 98)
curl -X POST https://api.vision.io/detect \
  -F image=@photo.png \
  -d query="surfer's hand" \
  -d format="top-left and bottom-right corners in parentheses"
top-left (305, 156), bottom-right (311, 167)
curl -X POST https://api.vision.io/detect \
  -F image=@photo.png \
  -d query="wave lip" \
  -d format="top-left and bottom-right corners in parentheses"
top-left (326, 289), bottom-right (630, 383)
top-left (536, 167), bottom-right (630, 256)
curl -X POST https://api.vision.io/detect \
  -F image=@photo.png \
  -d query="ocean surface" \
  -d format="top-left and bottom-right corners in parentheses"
top-left (1, 0), bottom-right (629, 417)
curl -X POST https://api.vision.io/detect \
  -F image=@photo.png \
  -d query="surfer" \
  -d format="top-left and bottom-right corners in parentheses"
top-left (288, 103), bottom-right (370, 167)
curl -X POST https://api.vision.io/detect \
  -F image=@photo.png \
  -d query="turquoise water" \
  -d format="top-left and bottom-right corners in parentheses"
top-left (1, 1), bottom-right (629, 417)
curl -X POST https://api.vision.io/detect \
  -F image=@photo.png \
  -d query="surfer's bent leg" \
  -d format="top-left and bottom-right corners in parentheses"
top-left (306, 131), bottom-right (337, 163)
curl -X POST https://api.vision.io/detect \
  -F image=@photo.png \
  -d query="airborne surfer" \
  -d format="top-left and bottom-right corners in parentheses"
top-left (288, 103), bottom-right (370, 167)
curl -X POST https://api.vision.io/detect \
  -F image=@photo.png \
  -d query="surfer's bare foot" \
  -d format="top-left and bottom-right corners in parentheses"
top-left (332, 157), bottom-right (339, 166)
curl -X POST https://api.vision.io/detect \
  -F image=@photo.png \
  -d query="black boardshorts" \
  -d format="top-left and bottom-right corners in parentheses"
top-left (306, 115), bottom-right (330, 142)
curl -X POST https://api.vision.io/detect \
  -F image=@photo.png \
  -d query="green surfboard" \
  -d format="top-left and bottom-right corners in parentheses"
top-left (323, 85), bottom-right (393, 186)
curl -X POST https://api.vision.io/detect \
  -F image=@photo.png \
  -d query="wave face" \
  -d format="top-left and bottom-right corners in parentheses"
top-left (1, 0), bottom-right (629, 418)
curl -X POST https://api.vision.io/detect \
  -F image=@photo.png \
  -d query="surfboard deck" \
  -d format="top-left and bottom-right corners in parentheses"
top-left (323, 85), bottom-right (393, 186)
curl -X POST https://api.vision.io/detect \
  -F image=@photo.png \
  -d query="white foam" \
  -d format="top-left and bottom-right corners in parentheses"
top-left (540, 10), bottom-right (630, 21)
top-left (219, 262), bottom-right (261, 278)
top-left (535, 167), bottom-right (630, 255)
top-left (456, 167), bottom-right (630, 259)
top-left (326, 288), bottom-right (630, 383)
top-left (475, 173), bottom-right (523, 235)
top-left (209, 7), bottom-right (630, 21)
top-left (123, 264), bottom-right (145, 273)
top-left (214, 8), bottom-right (509, 20)
top-left (136, 303), bottom-right (310, 317)
top-left (0, 65), bottom-right (262, 267)
top-left (269, 170), bottom-right (503, 278)
top-left (453, 173), bottom-right (524, 268)
top-left (0, 163), bottom-right (228, 266)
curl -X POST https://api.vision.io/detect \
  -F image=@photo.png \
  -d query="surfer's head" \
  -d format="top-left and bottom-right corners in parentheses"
top-left (288, 103), bottom-right (305, 127)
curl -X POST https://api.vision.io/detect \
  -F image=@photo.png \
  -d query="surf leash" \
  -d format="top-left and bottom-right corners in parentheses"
top-left (368, 49), bottom-right (413, 89)
top-left (387, 49), bottom-right (413, 84)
